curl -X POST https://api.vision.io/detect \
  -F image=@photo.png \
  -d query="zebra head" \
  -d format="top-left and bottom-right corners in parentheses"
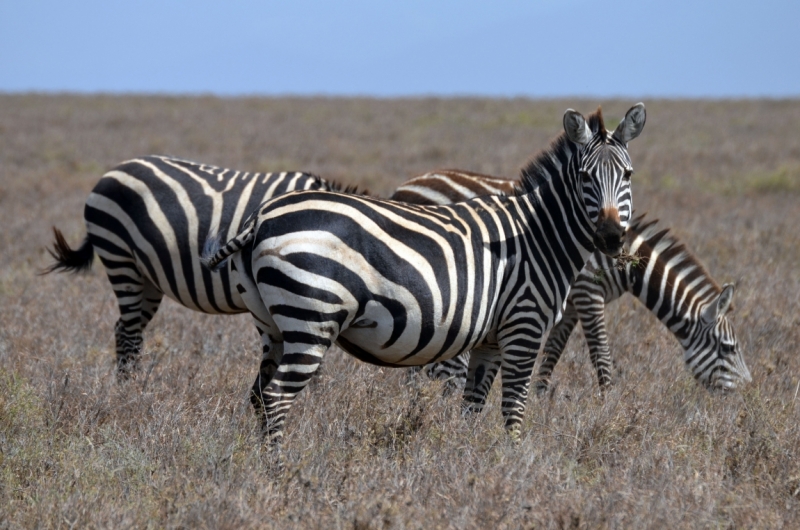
top-left (685, 283), bottom-right (752, 390)
top-left (563, 103), bottom-right (646, 257)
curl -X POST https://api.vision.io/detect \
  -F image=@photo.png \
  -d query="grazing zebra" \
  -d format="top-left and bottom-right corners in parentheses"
top-left (202, 103), bottom-right (647, 443)
top-left (395, 166), bottom-right (752, 392)
top-left (535, 213), bottom-right (752, 392)
top-left (44, 155), bottom-right (358, 376)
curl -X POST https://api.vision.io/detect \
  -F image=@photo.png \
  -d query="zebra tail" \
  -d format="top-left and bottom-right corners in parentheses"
top-left (200, 221), bottom-right (256, 272)
top-left (40, 227), bottom-right (95, 275)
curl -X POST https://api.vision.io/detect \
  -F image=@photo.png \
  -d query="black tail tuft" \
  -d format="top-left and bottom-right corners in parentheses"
top-left (40, 227), bottom-right (95, 275)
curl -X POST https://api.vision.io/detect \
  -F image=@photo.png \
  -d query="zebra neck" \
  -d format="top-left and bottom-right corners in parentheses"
top-left (544, 173), bottom-right (595, 256)
top-left (625, 233), bottom-right (713, 345)
top-left (516, 175), bottom-right (598, 282)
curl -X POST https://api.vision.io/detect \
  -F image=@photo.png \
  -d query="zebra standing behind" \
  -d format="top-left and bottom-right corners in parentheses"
top-left (394, 164), bottom-right (752, 393)
top-left (202, 103), bottom-right (647, 443)
top-left (44, 155), bottom-right (358, 376)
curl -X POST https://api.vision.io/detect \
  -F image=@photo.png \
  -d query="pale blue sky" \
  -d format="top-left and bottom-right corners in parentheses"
top-left (1, 0), bottom-right (798, 97)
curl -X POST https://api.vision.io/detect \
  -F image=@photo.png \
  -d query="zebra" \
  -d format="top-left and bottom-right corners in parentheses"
top-left (201, 103), bottom-right (647, 443)
top-left (44, 155), bottom-right (360, 376)
top-left (394, 165), bottom-right (752, 393)
top-left (535, 213), bottom-right (752, 393)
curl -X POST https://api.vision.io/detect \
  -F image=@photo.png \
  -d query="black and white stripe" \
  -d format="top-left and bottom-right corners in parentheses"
top-left (45, 155), bottom-right (354, 375)
top-left (393, 177), bottom-right (751, 393)
top-left (203, 103), bottom-right (646, 442)
top-left (536, 214), bottom-right (751, 392)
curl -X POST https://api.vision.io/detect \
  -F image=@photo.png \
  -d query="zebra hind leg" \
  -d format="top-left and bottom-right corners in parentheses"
top-left (111, 277), bottom-right (163, 380)
top-left (250, 328), bottom-right (284, 419)
top-left (254, 341), bottom-right (329, 445)
top-left (114, 318), bottom-right (142, 379)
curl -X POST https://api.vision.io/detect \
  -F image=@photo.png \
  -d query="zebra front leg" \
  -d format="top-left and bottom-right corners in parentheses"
top-left (499, 344), bottom-right (539, 443)
top-left (577, 296), bottom-right (614, 390)
top-left (462, 346), bottom-right (501, 415)
top-left (535, 304), bottom-right (580, 395)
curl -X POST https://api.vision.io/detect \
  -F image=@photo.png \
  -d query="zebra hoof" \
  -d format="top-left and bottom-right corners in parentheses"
top-left (115, 363), bottom-right (138, 383)
top-left (506, 425), bottom-right (522, 445)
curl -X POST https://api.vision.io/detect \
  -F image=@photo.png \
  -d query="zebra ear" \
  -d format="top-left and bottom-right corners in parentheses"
top-left (612, 102), bottom-right (647, 144)
top-left (702, 283), bottom-right (735, 323)
top-left (563, 109), bottom-right (592, 145)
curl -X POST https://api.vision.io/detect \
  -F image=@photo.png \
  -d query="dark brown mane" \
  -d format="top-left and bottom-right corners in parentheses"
top-left (514, 106), bottom-right (611, 196)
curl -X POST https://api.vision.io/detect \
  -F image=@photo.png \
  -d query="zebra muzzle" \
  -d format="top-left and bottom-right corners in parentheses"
top-left (593, 212), bottom-right (625, 257)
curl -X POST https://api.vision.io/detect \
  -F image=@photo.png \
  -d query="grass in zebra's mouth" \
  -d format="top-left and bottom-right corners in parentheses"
top-left (612, 249), bottom-right (645, 270)
top-left (590, 249), bottom-right (645, 284)
top-left (1, 95), bottom-right (800, 528)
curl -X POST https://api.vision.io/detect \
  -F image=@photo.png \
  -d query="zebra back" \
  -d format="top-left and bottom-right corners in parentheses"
top-left (84, 155), bottom-right (330, 314)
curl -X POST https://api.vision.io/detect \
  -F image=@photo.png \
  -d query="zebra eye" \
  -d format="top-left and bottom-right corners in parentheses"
top-left (720, 343), bottom-right (735, 355)
top-left (623, 168), bottom-right (634, 181)
top-left (579, 170), bottom-right (592, 183)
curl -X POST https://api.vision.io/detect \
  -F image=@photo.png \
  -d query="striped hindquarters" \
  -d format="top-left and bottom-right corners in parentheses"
top-left (84, 155), bottom-right (326, 314)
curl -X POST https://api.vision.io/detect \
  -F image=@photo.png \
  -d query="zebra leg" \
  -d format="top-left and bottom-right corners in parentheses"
top-left (577, 293), bottom-right (614, 389)
top-left (110, 272), bottom-right (161, 380)
top-left (425, 354), bottom-right (469, 396)
top-left (498, 343), bottom-right (539, 443)
top-left (250, 324), bottom-right (284, 415)
top-left (535, 304), bottom-right (580, 395)
top-left (139, 282), bottom-right (164, 331)
top-left (462, 346), bottom-right (501, 415)
top-left (253, 341), bottom-right (329, 445)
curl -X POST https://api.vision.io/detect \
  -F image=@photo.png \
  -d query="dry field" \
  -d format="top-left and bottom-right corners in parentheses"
top-left (1, 95), bottom-right (799, 529)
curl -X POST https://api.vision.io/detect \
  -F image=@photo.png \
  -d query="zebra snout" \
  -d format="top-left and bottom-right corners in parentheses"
top-left (593, 214), bottom-right (625, 257)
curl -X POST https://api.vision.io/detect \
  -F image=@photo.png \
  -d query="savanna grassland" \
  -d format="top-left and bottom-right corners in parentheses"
top-left (1, 95), bottom-right (799, 529)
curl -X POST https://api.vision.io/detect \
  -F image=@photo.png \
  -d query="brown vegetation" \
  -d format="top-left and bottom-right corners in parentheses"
top-left (1, 95), bottom-right (799, 528)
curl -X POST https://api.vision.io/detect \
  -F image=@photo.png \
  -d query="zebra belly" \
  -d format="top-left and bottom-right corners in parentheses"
top-left (337, 301), bottom-right (471, 367)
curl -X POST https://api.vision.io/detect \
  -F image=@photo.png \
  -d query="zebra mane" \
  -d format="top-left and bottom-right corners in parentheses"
top-left (628, 213), bottom-right (723, 297)
top-left (515, 107), bottom-right (607, 195)
top-left (322, 175), bottom-right (370, 196)
top-left (587, 106), bottom-right (607, 140)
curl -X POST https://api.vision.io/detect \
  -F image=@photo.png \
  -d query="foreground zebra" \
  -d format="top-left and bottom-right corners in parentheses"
top-left (202, 103), bottom-right (647, 442)
top-left (395, 166), bottom-right (751, 392)
top-left (44, 156), bottom-right (357, 375)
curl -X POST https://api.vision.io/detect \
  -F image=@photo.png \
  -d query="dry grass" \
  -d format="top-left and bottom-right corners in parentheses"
top-left (1, 95), bottom-right (799, 529)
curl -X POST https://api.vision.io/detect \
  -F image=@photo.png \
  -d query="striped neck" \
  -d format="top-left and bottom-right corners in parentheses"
top-left (624, 217), bottom-right (722, 344)
top-left (515, 138), bottom-right (597, 259)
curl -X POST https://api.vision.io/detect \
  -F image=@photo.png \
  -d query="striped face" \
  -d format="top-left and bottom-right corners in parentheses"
top-left (686, 284), bottom-right (752, 390)
top-left (578, 135), bottom-right (634, 256)
top-left (563, 103), bottom-right (646, 257)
